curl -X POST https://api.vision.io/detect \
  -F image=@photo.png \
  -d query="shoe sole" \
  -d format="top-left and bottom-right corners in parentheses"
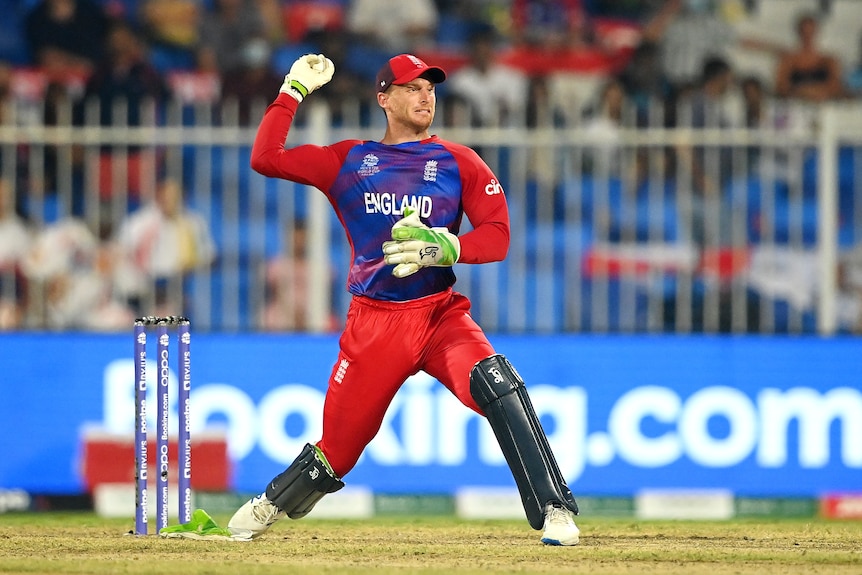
top-left (541, 536), bottom-right (580, 546)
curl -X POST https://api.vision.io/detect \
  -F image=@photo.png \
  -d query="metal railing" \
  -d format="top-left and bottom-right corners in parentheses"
top-left (0, 94), bottom-right (860, 334)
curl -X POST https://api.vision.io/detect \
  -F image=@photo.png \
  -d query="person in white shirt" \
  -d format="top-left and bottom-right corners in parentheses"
top-left (113, 175), bottom-right (216, 311)
top-left (448, 28), bottom-right (530, 127)
top-left (20, 214), bottom-right (133, 330)
top-left (346, 0), bottom-right (438, 53)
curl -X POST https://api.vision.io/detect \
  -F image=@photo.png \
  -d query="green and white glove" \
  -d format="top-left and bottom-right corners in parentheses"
top-left (280, 53), bottom-right (335, 102)
top-left (382, 209), bottom-right (460, 278)
top-left (159, 509), bottom-right (238, 540)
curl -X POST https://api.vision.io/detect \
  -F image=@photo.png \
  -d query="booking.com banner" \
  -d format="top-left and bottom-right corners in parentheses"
top-left (0, 333), bottom-right (860, 497)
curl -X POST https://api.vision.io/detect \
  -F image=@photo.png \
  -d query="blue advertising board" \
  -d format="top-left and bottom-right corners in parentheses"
top-left (1, 333), bottom-right (860, 497)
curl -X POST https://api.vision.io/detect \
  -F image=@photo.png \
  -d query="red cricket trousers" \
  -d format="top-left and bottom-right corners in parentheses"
top-left (316, 288), bottom-right (494, 477)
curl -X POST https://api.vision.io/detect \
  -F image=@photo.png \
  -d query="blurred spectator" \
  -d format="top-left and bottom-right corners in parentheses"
top-left (280, 0), bottom-right (345, 46)
top-left (740, 75), bottom-right (768, 128)
top-left (500, 0), bottom-right (638, 124)
top-left (81, 19), bottom-right (170, 125)
top-left (0, 296), bottom-right (22, 329)
top-left (675, 56), bottom-right (736, 244)
top-left (682, 56), bottom-right (735, 177)
top-left (774, 12), bottom-right (846, 103)
top-left (447, 28), bottom-right (529, 127)
top-left (644, 0), bottom-right (781, 98)
top-left (683, 55), bottom-right (737, 126)
top-left (0, 60), bottom-right (14, 99)
top-left (437, 0), bottom-right (512, 42)
top-left (346, 0), bottom-right (438, 54)
top-left (739, 74), bottom-right (769, 173)
top-left (138, 0), bottom-right (202, 71)
top-left (19, 213), bottom-right (133, 330)
top-left (581, 77), bottom-right (630, 179)
top-left (255, 0), bottom-right (285, 45)
top-left (298, 29), bottom-right (371, 125)
top-left (510, 0), bottom-right (590, 52)
top-left (501, 0), bottom-right (631, 80)
top-left (112, 176), bottom-right (216, 315)
top-left (616, 40), bottom-right (672, 124)
top-left (197, 0), bottom-right (276, 75)
top-left (0, 60), bottom-right (10, 105)
top-left (24, 0), bottom-right (109, 78)
top-left (0, 60), bottom-right (13, 168)
top-left (260, 219), bottom-right (316, 331)
top-left (36, 80), bottom-right (77, 204)
top-left (101, 0), bottom-right (140, 22)
top-left (220, 37), bottom-right (282, 125)
top-left (75, 19), bottom-right (170, 204)
top-left (0, 178), bottom-right (31, 329)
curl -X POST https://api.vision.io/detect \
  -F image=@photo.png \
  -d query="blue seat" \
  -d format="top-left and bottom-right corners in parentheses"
top-left (148, 45), bottom-right (196, 73)
top-left (558, 176), bottom-right (680, 241)
top-left (578, 276), bottom-right (652, 332)
top-left (0, 0), bottom-right (29, 64)
top-left (725, 176), bottom-right (820, 245)
top-left (270, 42), bottom-right (318, 78)
top-left (435, 13), bottom-right (477, 50)
top-left (802, 146), bottom-right (857, 201)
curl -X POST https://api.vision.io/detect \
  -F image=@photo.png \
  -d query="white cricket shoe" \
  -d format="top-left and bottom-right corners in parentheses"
top-left (540, 502), bottom-right (580, 546)
top-left (227, 493), bottom-right (286, 540)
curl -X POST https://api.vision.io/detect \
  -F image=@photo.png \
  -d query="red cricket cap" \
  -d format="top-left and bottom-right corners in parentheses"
top-left (376, 54), bottom-right (446, 93)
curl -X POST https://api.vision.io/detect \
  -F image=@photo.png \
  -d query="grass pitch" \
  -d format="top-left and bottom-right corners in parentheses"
top-left (0, 513), bottom-right (859, 575)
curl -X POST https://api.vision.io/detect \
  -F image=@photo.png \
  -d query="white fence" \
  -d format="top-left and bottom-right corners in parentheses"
top-left (0, 95), bottom-right (860, 334)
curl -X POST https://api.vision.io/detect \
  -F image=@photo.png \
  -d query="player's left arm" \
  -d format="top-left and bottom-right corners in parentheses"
top-left (449, 144), bottom-right (510, 265)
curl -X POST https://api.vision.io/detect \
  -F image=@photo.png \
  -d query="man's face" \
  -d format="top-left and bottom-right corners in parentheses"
top-left (381, 77), bottom-right (437, 131)
top-left (156, 178), bottom-right (182, 218)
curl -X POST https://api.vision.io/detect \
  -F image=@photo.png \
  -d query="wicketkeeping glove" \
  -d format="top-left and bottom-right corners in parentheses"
top-left (280, 53), bottom-right (335, 102)
top-left (382, 209), bottom-right (460, 278)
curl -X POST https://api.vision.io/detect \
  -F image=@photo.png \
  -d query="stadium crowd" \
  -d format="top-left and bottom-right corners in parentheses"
top-left (1, 0), bottom-right (862, 332)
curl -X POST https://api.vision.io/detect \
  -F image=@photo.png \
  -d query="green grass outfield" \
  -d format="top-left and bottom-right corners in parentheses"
top-left (0, 513), bottom-right (860, 575)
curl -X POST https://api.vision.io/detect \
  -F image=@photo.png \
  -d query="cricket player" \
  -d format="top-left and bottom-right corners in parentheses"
top-left (162, 52), bottom-right (580, 545)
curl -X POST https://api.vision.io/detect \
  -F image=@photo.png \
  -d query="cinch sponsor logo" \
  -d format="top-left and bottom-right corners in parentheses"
top-left (484, 179), bottom-right (503, 195)
top-left (100, 362), bottom-right (862, 483)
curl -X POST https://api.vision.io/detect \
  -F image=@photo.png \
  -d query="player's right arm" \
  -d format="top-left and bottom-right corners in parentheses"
top-left (250, 54), bottom-right (361, 192)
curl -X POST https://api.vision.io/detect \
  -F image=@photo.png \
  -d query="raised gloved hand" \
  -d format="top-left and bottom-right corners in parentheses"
top-left (279, 53), bottom-right (335, 102)
top-left (382, 209), bottom-right (460, 278)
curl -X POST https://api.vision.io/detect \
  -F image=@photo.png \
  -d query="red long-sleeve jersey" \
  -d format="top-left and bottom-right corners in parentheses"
top-left (250, 93), bottom-right (510, 301)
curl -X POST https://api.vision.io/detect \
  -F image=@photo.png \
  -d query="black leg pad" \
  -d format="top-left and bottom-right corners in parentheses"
top-left (470, 354), bottom-right (579, 529)
top-left (265, 443), bottom-right (345, 519)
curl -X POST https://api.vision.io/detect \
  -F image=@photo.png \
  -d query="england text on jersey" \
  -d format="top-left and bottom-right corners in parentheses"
top-left (364, 193), bottom-right (433, 218)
